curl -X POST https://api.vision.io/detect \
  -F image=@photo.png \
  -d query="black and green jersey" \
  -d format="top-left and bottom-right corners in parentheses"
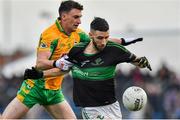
top-left (68, 41), bottom-right (136, 107)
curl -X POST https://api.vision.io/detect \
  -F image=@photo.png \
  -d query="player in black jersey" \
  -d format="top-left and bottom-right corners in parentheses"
top-left (66, 17), bottom-right (151, 119)
top-left (24, 17), bottom-right (151, 119)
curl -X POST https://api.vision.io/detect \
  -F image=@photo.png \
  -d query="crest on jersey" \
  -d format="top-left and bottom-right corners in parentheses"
top-left (91, 58), bottom-right (104, 66)
top-left (39, 42), bottom-right (48, 48)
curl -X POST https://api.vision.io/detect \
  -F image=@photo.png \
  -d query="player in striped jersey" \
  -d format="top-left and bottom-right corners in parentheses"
top-left (66, 17), bottom-right (151, 119)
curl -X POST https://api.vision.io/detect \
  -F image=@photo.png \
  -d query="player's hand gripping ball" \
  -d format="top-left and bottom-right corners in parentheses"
top-left (122, 86), bottom-right (147, 111)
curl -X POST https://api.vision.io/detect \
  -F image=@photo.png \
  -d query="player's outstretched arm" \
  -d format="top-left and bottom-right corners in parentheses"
top-left (131, 56), bottom-right (152, 71)
top-left (109, 38), bottom-right (143, 46)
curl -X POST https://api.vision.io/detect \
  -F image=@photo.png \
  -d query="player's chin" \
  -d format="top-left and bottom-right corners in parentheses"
top-left (98, 47), bottom-right (105, 51)
top-left (73, 25), bottom-right (79, 30)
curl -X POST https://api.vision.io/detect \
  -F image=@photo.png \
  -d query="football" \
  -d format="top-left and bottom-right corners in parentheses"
top-left (122, 86), bottom-right (147, 111)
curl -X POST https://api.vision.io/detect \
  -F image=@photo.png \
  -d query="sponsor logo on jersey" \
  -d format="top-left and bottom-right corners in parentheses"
top-left (80, 60), bottom-right (90, 67)
top-left (73, 66), bottom-right (89, 76)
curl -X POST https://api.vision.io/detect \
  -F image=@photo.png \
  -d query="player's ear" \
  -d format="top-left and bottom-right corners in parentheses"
top-left (89, 32), bottom-right (93, 38)
top-left (61, 13), bottom-right (66, 21)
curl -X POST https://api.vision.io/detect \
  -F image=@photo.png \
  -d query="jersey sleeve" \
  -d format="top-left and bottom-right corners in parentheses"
top-left (107, 42), bottom-right (136, 64)
top-left (37, 32), bottom-right (59, 53)
top-left (37, 34), bottom-right (55, 51)
top-left (37, 34), bottom-right (51, 52)
top-left (116, 46), bottom-right (136, 63)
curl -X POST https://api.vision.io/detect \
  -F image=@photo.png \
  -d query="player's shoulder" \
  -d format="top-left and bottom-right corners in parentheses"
top-left (74, 41), bottom-right (89, 48)
top-left (107, 41), bottom-right (124, 48)
top-left (76, 28), bottom-right (85, 33)
top-left (76, 28), bottom-right (90, 43)
top-left (74, 28), bottom-right (88, 38)
top-left (107, 41), bottom-right (129, 52)
top-left (41, 23), bottom-right (60, 41)
top-left (69, 42), bottom-right (89, 57)
top-left (42, 23), bottom-right (57, 35)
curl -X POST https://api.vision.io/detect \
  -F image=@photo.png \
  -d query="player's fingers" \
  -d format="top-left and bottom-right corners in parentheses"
top-left (147, 62), bottom-right (152, 71)
top-left (148, 65), bottom-right (152, 71)
top-left (139, 57), bottom-right (146, 65)
top-left (24, 69), bottom-right (29, 79)
top-left (143, 57), bottom-right (152, 71)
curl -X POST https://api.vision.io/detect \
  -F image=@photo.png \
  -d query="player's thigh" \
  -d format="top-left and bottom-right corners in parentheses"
top-left (44, 100), bottom-right (76, 119)
top-left (2, 97), bottom-right (29, 119)
top-left (17, 80), bottom-right (40, 108)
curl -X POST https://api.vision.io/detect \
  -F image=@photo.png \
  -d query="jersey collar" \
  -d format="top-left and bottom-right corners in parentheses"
top-left (55, 19), bottom-right (70, 36)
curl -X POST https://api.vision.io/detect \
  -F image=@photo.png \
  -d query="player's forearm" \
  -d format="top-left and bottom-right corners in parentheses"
top-left (109, 38), bottom-right (122, 44)
top-left (36, 59), bottom-right (54, 70)
top-left (43, 68), bottom-right (68, 78)
top-left (109, 37), bottom-right (143, 46)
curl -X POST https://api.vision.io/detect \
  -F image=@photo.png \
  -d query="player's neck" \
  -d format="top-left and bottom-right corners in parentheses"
top-left (61, 21), bottom-right (72, 35)
top-left (84, 41), bottom-right (99, 54)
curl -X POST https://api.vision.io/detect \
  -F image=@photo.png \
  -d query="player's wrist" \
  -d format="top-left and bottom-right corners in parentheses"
top-left (121, 38), bottom-right (126, 45)
top-left (38, 71), bottom-right (44, 78)
top-left (52, 56), bottom-right (73, 71)
top-left (53, 60), bottom-right (57, 67)
top-left (121, 38), bottom-right (136, 45)
top-left (53, 59), bottom-right (62, 68)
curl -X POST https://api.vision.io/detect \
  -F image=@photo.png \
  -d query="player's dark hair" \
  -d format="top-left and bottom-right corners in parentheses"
top-left (90, 17), bottom-right (109, 32)
top-left (58, 0), bottom-right (83, 19)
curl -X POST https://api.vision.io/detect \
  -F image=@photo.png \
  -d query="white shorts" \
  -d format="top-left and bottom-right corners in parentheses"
top-left (81, 101), bottom-right (122, 119)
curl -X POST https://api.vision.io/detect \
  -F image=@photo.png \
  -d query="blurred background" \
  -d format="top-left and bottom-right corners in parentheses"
top-left (0, 0), bottom-right (180, 119)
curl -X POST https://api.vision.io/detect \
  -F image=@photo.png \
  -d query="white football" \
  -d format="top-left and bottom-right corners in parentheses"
top-left (122, 86), bottom-right (147, 111)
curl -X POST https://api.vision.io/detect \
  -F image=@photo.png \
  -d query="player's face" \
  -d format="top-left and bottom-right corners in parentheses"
top-left (61, 8), bottom-right (82, 33)
top-left (90, 30), bottom-right (109, 51)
